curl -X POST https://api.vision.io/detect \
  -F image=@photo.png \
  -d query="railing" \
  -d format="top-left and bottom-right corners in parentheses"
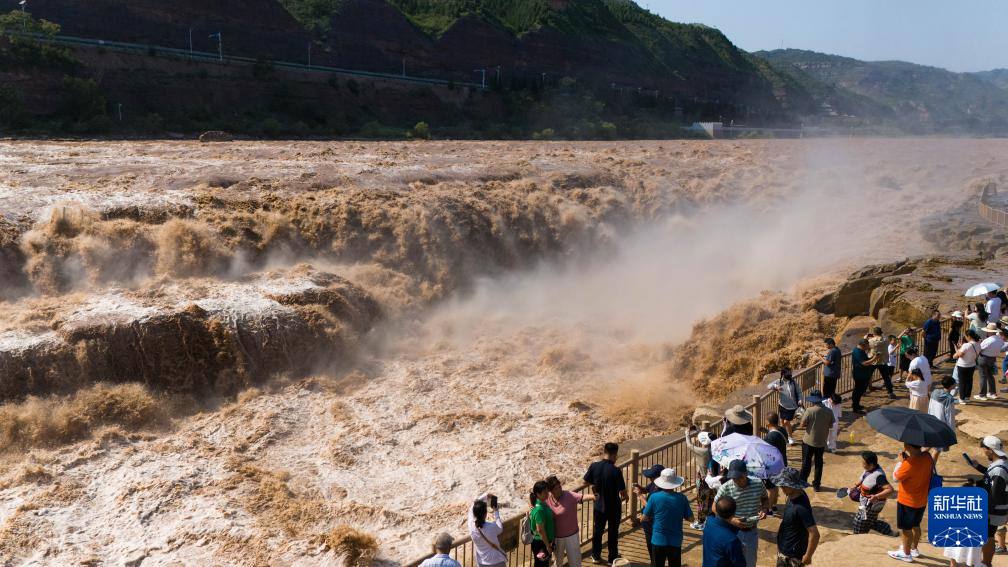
top-left (9, 32), bottom-right (485, 89)
top-left (978, 182), bottom-right (1008, 226)
top-left (406, 320), bottom-right (951, 567)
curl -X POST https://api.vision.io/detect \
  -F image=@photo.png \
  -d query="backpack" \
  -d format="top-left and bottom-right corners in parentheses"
top-left (520, 512), bottom-right (534, 545)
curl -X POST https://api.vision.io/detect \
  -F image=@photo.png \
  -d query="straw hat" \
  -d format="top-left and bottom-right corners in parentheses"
top-left (951, 311), bottom-right (963, 319)
top-left (724, 405), bottom-right (753, 425)
top-left (654, 468), bottom-right (685, 489)
top-left (982, 322), bottom-right (1000, 333)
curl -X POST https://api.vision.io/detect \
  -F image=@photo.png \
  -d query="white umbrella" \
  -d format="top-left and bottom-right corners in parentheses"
top-left (965, 282), bottom-right (1003, 297)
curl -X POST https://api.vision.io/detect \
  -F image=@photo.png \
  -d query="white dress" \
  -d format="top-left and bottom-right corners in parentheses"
top-left (943, 545), bottom-right (982, 565)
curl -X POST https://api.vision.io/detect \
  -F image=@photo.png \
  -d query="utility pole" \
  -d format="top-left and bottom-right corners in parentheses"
top-left (474, 68), bottom-right (486, 89)
top-left (117, 103), bottom-right (122, 122)
top-left (495, 65), bottom-right (501, 86)
top-left (307, 42), bottom-right (312, 68)
top-left (188, 26), bottom-right (193, 60)
top-left (19, 0), bottom-right (26, 32)
top-left (209, 32), bottom-right (222, 64)
top-left (541, 72), bottom-right (546, 87)
top-left (401, 56), bottom-right (406, 77)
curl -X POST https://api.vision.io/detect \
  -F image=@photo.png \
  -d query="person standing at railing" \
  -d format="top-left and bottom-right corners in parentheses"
top-left (768, 368), bottom-right (801, 444)
top-left (632, 464), bottom-right (663, 563)
top-left (797, 389), bottom-right (833, 491)
top-left (866, 327), bottom-right (888, 393)
top-left (584, 442), bottom-right (628, 565)
top-left (530, 481), bottom-right (556, 567)
top-left (923, 311), bottom-right (942, 365)
top-left (686, 429), bottom-right (717, 529)
top-left (882, 335), bottom-right (899, 398)
top-left (546, 475), bottom-right (595, 567)
top-left (421, 533), bottom-right (463, 567)
top-left (763, 413), bottom-right (789, 516)
top-left (851, 338), bottom-right (874, 414)
top-left (948, 311), bottom-right (964, 356)
top-left (814, 338), bottom-right (841, 398)
top-left (469, 494), bottom-right (505, 567)
top-left (953, 329), bottom-right (981, 404)
top-left (712, 460), bottom-right (768, 567)
top-left (896, 328), bottom-right (917, 384)
top-left (977, 324), bottom-right (1004, 400)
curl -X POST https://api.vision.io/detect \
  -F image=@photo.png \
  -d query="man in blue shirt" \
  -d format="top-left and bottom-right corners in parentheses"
top-left (639, 468), bottom-right (692, 567)
top-left (922, 310), bottom-right (942, 365)
top-left (816, 338), bottom-right (842, 398)
top-left (420, 533), bottom-right (463, 567)
top-left (703, 496), bottom-right (747, 567)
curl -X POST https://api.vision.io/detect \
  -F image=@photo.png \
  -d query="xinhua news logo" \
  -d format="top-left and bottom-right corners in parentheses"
top-left (928, 487), bottom-right (988, 548)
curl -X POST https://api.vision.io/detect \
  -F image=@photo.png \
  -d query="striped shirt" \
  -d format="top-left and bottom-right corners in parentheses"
top-left (715, 477), bottom-right (767, 528)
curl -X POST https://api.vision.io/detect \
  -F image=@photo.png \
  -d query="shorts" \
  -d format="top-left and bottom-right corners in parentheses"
top-left (778, 406), bottom-right (797, 421)
top-left (899, 356), bottom-right (911, 372)
top-left (896, 502), bottom-right (926, 530)
top-left (989, 523), bottom-right (999, 538)
top-left (764, 478), bottom-right (777, 490)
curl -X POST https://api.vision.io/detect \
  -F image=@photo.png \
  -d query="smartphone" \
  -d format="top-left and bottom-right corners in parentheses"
top-left (489, 495), bottom-right (498, 509)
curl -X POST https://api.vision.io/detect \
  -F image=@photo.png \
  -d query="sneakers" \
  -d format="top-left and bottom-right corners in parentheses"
top-left (987, 393), bottom-right (998, 399)
top-left (770, 505), bottom-right (779, 517)
top-left (690, 520), bottom-right (703, 530)
top-left (910, 549), bottom-right (920, 558)
top-left (960, 399), bottom-right (968, 405)
top-left (994, 545), bottom-right (1007, 554)
top-left (788, 437), bottom-right (795, 445)
top-left (590, 556), bottom-right (605, 565)
top-left (974, 395), bottom-right (985, 400)
top-left (887, 550), bottom-right (913, 562)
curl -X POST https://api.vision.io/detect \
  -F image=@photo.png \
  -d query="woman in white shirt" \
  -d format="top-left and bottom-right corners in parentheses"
top-left (469, 495), bottom-right (506, 567)
top-left (953, 329), bottom-right (981, 403)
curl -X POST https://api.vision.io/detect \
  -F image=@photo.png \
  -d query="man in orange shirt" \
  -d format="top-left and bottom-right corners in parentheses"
top-left (888, 443), bottom-right (934, 563)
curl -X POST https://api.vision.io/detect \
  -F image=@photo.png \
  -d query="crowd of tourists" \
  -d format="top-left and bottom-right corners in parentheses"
top-left (419, 293), bottom-right (1008, 567)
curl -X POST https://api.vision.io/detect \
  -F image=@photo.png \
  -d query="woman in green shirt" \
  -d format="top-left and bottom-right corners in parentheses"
top-left (529, 480), bottom-right (555, 567)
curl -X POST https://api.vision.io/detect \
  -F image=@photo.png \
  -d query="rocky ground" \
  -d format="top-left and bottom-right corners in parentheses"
top-left (0, 139), bottom-right (1006, 565)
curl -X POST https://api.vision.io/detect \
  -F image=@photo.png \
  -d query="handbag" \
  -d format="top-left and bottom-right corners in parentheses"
top-left (929, 464), bottom-right (944, 492)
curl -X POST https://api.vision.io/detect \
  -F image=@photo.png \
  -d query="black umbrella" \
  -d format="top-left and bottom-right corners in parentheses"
top-left (866, 406), bottom-right (958, 448)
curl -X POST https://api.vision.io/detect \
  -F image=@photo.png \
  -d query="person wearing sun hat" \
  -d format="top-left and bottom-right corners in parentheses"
top-left (639, 468), bottom-right (692, 567)
top-left (634, 464), bottom-right (664, 564)
top-left (963, 436), bottom-right (1008, 567)
top-left (723, 405), bottom-right (753, 436)
top-left (771, 467), bottom-right (820, 567)
top-left (978, 325), bottom-right (1006, 399)
top-left (686, 426), bottom-right (718, 528)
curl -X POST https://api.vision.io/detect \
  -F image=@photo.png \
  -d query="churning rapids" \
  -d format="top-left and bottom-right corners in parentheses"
top-left (0, 139), bottom-right (1006, 565)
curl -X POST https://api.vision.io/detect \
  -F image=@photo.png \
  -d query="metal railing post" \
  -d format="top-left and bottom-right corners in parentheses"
top-left (629, 449), bottom-right (640, 527)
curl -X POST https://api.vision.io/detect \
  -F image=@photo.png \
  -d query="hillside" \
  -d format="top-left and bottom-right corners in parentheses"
top-left (755, 49), bottom-right (1008, 134)
top-left (975, 68), bottom-right (1008, 91)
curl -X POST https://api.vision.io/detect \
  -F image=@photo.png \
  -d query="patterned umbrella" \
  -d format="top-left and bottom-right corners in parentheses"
top-left (709, 433), bottom-right (785, 479)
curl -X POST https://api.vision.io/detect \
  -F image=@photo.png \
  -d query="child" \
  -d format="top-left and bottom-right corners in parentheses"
top-left (823, 393), bottom-right (842, 452)
top-left (928, 377), bottom-right (957, 452)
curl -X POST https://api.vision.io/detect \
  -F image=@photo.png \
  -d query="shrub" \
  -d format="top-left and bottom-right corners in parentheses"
top-left (412, 121), bottom-right (430, 139)
top-left (532, 128), bottom-right (555, 140)
top-left (324, 525), bottom-right (378, 567)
